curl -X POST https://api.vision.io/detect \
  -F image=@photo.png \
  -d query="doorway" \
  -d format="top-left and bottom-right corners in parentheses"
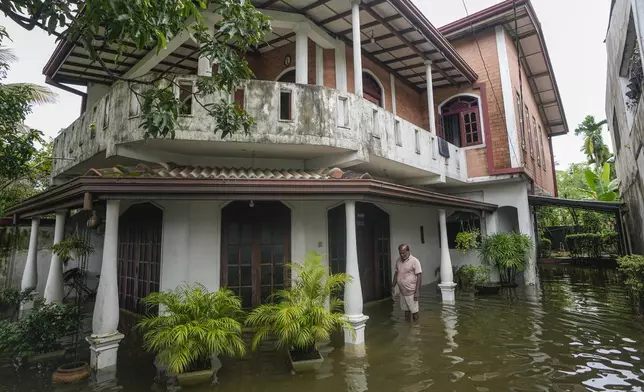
top-left (221, 201), bottom-right (291, 308)
top-left (328, 203), bottom-right (391, 302)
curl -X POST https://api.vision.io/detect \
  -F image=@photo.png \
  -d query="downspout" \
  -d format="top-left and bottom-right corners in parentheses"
top-left (548, 136), bottom-right (558, 197)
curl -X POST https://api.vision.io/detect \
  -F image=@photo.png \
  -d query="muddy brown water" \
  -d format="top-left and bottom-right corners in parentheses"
top-left (2, 265), bottom-right (644, 391)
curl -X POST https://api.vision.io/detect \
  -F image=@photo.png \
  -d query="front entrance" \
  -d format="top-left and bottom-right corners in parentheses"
top-left (328, 203), bottom-right (391, 302)
top-left (221, 201), bottom-right (291, 308)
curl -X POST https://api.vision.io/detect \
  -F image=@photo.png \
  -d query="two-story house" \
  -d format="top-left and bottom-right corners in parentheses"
top-left (7, 0), bottom-right (566, 371)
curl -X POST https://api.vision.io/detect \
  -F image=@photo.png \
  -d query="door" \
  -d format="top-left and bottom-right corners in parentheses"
top-left (117, 203), bottom-right (163, 315)
top-left (221, 201), bottom-right (290, 308)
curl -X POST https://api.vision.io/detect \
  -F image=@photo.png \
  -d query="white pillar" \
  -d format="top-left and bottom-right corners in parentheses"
top-left (87, 200), bottom-right (124, 371)
top-left (20, 217), bottom-right (40, 314)
top-left (438, 209), bottom-right (456, 303)
top-left (316, 44), bottom-right (324, 86)
top-left (351, 0), bottom-right (363, 97)
top-left (197, 50), bottom-right (212, 78)
top-left (335, 41), bottom-right (348, 92)
top-left (425, 60), bottom-right (436, 135)
top-left (44, 210), bottom-right (66, 304)
top-left (295, 25), bottom-right (309, 84)
top-left (390, 73), bottom-right (397, 115)
top-left (343, 201), bottom-right (368, 345)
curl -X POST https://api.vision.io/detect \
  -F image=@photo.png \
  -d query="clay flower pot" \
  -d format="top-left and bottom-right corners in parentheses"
top-left (52, 361), bottom-right (90, 384)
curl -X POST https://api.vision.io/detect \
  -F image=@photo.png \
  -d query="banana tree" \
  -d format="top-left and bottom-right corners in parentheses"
top-left (582, 163), bottom-right (620, 201)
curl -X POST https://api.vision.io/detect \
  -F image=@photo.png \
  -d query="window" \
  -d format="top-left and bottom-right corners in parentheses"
top-left (394, 119), bottom-right (402, 146)
top-left (525, 106), bottom-right (533, 157)
top-left (540, 128), bottom-right (546, 171)
top-left (612, 110), bottom-right (622, 154)
top-left (337, 96), bottom-right (349, 127)
top-left (280, 90), bottom-right (292, 121)
top-left (414, 129), bottom-right (421, 154)
top-left (103, 95), bottom-right (110, 129)
top-left (438, 211), bottom-right (481, 249)
top-left (234, 89), bottom-right (245, 110)
top-left (439, 95), bottom-right (482, 147)
top-left (534, 118), bottom-right (540, 166)
top-left (129, 85), bottom-right (141, 117)
top-left (178, 80), bottom-right (193, 115)
top-left (372, 109), bottom-right (380, 138)
top-left (517, 92), bottom-right (525, 150)
top-left (363, 72), bottom-right (384, 107)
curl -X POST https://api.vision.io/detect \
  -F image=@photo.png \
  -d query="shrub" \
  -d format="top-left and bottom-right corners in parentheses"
top-left (455, 229), bottom-right (480, 255)
top-left (457, 265), bottom-right (488, 292)
top-left (246, 251), bottom-right (352, 354)
top-left (137, 284), bottom-right (246, 374)
top-left (617, 255), bottom-right (644, 309)
top-left (539, 238), bottom-right (552, 258)
top-left (0, 288), bottom-right (35, 321)
top-left (479, 232), bottom-right (533, 284)
top-left (565, 231), bottom-right (617, 259)
top-left (0, 303), bottom-right (81, 362)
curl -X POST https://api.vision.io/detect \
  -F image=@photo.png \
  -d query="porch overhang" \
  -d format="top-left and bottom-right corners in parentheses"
top-left (6, 166), bottom-right (497, 219)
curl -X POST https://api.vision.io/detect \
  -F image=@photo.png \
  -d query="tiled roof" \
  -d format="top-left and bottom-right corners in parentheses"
top-left (84, 163), bottom-right (373, 180)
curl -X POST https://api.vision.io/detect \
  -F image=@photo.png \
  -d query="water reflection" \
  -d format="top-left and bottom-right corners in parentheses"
top-left (3, 266), bottom-right (644, 391)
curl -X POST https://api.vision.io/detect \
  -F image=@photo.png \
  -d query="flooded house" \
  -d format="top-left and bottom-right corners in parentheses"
top-left (5, 0), bottom-right (566, 372)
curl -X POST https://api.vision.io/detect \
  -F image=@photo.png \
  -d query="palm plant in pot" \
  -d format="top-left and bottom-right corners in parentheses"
top-left (246, 251), bottom-right (353, 373)
top-left (479, 232), bottom-right (533, 287)
top-left (136, 284), bottom-right (246, 387)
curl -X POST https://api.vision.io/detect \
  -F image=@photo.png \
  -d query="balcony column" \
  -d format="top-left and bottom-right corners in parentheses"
top-left (351, 0), bottom-right (363, 96)
top-left (425, 60), bottom-right (436, 135)
top-left (44, 210), bottom-right (66, 304)
top-left (343, 201), bottom-right (369, 345)
top-left (87, 200), bottom-right (124, 371)
top-left (197, 45), bottom-right (212, 77)
top-left (438, 209), bottom-right (456, 303)
top-left (20, 217), bottom-right (40, 314)
top-left (295, 24), bottom-right (309, 84)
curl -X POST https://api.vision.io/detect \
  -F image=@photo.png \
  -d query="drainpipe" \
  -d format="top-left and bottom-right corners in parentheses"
top-left (548, 136), bottom-right (558, 197)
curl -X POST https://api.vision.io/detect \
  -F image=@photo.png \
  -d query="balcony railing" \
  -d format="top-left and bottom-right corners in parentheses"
top-left (52, 76), bottom-right (467, 182)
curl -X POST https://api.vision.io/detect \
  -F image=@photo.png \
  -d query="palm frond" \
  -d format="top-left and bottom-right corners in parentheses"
top-left (1, 83), bottom-right (58, 105)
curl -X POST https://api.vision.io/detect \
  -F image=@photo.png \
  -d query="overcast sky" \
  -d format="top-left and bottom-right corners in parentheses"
top-left (0, 0), bottom-right (611, 169)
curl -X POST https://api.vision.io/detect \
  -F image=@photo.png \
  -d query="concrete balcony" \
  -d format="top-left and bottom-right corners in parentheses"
top-left (52, 76), bottom-right (467, 183)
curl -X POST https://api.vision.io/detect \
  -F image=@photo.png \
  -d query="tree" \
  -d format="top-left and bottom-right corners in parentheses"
top-left (0, 0), bottom-right (272, 140)
top-left (582, 162), bottom-right (620, 202)
top-left (574, 115), bottom-right (612, 170)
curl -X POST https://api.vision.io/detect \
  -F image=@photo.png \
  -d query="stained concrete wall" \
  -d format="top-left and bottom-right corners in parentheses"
top-left (605, 0), bottom-right (644, 255)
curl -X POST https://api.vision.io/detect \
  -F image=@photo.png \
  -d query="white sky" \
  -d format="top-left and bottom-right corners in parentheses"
top-left (0, 0), bottom-right (611, 169)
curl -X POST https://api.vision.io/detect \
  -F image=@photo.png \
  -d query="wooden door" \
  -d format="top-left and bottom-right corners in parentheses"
top-left (221, 201), bottom-right (290, 308)
top-left (117, 203), bottom-right (163, 315)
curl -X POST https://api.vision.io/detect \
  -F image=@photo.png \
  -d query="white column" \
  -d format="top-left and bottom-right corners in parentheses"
top-left (390, 73), bottom-right (397, 115)
top-left (316, 44), bottom-right (324, 86)
top-left (197, 50), bottom-right (212, 77)
top-left (438, 209), bottom-right (456, 303)
top-left (44, 210), bottom-right (66, 304)
top-left (351, 0), bottom-right (363, 97)
top-left (335, 41), bottom-right (348, 92)
top-left (295, 25), bottom-right (309, 84)
top-left (87, 200), bottom-right (124, 371)
top-left (343, 201), bottom-right (368, 345)
top-left (20, 217), bottom-right (40, 314)
top-left (425, 60), bottom-right (436, 135)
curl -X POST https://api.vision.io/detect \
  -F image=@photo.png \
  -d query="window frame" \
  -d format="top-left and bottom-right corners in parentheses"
top-left (525, 105), bottom-right (533, 158)
top-left (439, 95), bottom-right (483, 148)
top-left (517, 91), bottom-right (526, 151)
top-left (534, 117), bottom-right (540, 166)
top-left (176, 79), bottom-right (195, 116)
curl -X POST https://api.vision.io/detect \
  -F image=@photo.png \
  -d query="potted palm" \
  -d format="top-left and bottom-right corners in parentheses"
top-left (136, 284), bottom-right (246, 387)
top-left (479, 232), bottom-right (533, 287)
top-left (246, 251), bottom-right (353, 373)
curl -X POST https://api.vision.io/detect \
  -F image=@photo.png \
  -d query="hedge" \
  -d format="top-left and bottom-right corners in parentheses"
top-left (539, 238), bottom-right (552, 258)
top-left (565, 231), bottom-right (618, 259)
top-left (617, 255), bottom-right (644, 311)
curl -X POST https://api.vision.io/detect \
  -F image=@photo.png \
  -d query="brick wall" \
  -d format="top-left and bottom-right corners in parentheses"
top-left (504, 29), bottom-right (555, 195)
top-left (251, 40), bottom-right (320, 84)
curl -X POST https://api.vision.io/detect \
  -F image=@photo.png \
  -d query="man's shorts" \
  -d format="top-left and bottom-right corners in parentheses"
top-left (400, 294), bottom-right (419, 313)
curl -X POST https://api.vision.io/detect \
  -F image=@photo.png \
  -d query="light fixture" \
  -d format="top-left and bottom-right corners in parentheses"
top-left (249, 200), bottom-right (255, 208)
top-left (370, 31), bottom-right (375, 44)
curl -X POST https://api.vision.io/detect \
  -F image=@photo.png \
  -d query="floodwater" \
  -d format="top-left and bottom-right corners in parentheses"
top-left (2, 265), bottom-right (644, 391)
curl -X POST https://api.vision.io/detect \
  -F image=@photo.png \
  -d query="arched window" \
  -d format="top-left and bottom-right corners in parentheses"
top-left (363, 72), bottom-right (383, 107)
top-left (277, 69), bottom-right (295, 83)
top-left (439, 95), bottom-right (482, 147)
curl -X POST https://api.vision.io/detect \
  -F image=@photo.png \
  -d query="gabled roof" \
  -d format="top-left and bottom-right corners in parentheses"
top-left (439, 0), bottom-right (568, 136)
top-left (42, 0), bottom-right (478, 91)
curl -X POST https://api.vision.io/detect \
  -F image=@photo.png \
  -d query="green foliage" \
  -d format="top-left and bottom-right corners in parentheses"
top-left (457, 265), bottom-right (488, 292)
top-left (617, 255), bottom-right (644, 308)
top-left (479, 232), bottom-right (533, 284)
top-left (0, 287), bottom-right (34, 309)
top-left (0, 303), bottom-right (81, 361)
top-left (137, 283), bottom-right (246, 374)
top-left (455, 228), bottom-right (480, 255)
top-left (574, 115), bottom-right (612, 170)
top-left (50, 234), bottom-right (94, 263)
top-left (246, 251), bottom-right (353, 352)
top-left (565, 231), bottom-right (618, 259)
top-left (1, 0), bottom-right (271, 140)
top-left (582, 162), bottom-right (620, 201)
top-left (539, 238), bottom-right (552, 258)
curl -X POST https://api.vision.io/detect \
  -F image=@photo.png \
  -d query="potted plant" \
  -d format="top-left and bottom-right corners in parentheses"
top-left (455, 228), bottom-right (480, 255)
top-left (0, 303), bottom-right (81, 365)
top-left (136, 284), bottom-right (246, 387)
top-left (479, 232), bottom-right (533, 287)
top-left (246, 251), bottom-right (353, 373)
top-left (51, 234), bottom-right (94, 264)
top-left (456, 265), bottom-right (492, 293)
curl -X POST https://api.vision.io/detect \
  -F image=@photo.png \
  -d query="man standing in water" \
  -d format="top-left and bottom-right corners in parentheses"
top-left (392, 244), bottom-right (422, 321)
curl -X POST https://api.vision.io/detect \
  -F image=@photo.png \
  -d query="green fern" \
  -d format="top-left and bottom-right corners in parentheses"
top-left (136, 284), bottom-right (246, 374)
top-left (246, 251), bottom-right (353, 352)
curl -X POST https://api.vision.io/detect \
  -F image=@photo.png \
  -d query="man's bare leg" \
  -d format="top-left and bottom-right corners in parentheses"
top-left (404, 311), bottom-right (411, 320)
top-left (412, 312), bottom-right (419, 321)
